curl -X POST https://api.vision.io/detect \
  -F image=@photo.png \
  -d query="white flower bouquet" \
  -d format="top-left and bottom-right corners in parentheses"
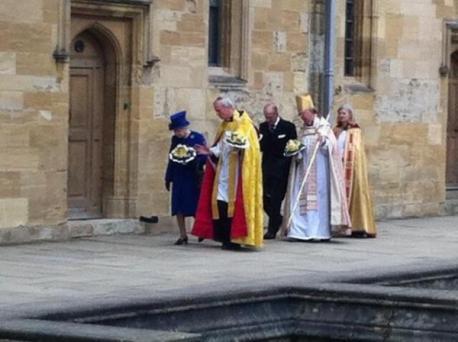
top-left (169, 144), bottom-right (196, 164)
top-left (284, 139), bottom-right (305, 157)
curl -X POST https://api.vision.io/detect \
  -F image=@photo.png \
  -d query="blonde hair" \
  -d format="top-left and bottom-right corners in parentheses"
top-left (336, 104), bottom-right (357, 128)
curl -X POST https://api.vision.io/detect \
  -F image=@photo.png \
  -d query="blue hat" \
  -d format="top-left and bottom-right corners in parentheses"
top-left (168, 110), bottom-right (190, 130)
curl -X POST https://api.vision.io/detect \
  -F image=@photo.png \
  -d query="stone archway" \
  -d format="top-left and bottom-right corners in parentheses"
top-left (68, 28), bottom-right (117, 219)
top-left (67, 0), bottom-right (158, 220)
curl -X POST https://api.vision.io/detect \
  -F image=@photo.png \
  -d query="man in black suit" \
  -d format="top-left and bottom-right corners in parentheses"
top-left (259, 103), bottom-right (297, 239)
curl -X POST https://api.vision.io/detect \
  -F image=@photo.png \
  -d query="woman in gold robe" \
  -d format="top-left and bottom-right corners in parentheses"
top-left (333, 105), bottom-right (377, 237)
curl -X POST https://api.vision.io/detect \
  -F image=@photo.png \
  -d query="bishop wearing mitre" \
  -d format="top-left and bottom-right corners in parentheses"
top-left (282, 94), bottom-right (351, 241)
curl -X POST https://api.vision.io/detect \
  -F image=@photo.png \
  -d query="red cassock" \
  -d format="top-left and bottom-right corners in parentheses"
top-left (191, 159), bottom-right (248, 239)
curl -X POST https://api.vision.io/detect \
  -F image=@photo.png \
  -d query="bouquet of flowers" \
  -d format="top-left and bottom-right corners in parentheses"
top-left (169, 144), bottom-right (196, 164)
top-left (284, 139), bottom-right (305, 157)
top-left (225, 131), bottom-right (248, 149)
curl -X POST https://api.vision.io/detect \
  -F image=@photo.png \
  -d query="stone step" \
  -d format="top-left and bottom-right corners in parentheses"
top-left (0, 216), bottom-right (178, 246)
top-left (444, 199), bottom-right (458, 216)
top-left (67, 219), bottom-right (145, 238)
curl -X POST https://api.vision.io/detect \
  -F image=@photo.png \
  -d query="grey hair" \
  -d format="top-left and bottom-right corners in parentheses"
top-left (337, 104), bottom-right (354, 114)
top-left (214, 96), bottom-right (235, 108)
top-left (263, 103), bottom-right (278, 114)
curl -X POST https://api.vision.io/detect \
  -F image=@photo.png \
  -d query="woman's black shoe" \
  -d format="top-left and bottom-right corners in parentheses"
top-left (174, 237), bottom-right (188, 245)
top-left (198, 237), bottom-right (204, 243)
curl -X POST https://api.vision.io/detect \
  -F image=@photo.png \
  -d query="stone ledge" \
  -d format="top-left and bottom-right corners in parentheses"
top-left (0, 215), bottom-right (182, 245)
top-left (209, 75), bottom-right (248, 91)
top-left (68, 219), bottom-right (145, 237)
top-left (444, 199), bottom-right (458, 215)
top-left (343, 82), bottom-right (374, 93)
top-left (0, 319), bottom-right (199, 342)
top-left (0, 219), bottom-right (146, 246)
top-left (0, 223), bottom-right (70, 246)
top-left (81, 0), bottom-right (152, 5)
top-left (4, 276), bottom-right (457, 341)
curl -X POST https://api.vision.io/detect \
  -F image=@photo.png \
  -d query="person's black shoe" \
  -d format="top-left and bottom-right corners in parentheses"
top-left (221, 242), bottom-right (242, 251)
top-left (139, 215), bottom-right (159, 224)
top-left (263, 231), bottom-right (276, 240)
top-left (351, 231), bottom-right (368, 238)
top-left (174, 236), bottom-right (188, 245)
top-left (198, 237), bottom-right (204, 243)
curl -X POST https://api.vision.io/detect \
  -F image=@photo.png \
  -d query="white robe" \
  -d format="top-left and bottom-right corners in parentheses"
top-left (210, 139), bottom-right (232, 202)
top-left (336, 130), bottom-right (347, 160)
top-left (210, 138), bottom-right (241, 203)
top-left (283, 117), bottom-right (351, 240)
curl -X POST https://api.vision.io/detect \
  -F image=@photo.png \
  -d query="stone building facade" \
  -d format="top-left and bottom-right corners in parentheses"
top-left (0, 0), bottom-right (457, 241)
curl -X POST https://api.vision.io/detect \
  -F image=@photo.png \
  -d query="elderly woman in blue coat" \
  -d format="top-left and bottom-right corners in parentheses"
top-left (165, 111), bottom-right (207, 245)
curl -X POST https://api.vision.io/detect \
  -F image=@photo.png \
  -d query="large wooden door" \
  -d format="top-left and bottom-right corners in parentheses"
top-left (447, 52), bottom-right (458, 188)
top-left (68, 33), bottom-right (105, 219)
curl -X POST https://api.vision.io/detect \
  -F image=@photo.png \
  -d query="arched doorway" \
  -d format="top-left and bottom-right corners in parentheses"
top-left (68, 30), bottom-right (116, 219)
top-left (447, 51), bottom-right (458, 189)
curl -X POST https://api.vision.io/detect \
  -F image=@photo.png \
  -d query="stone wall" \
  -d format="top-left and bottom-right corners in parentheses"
top-left (333, 0), bottom-right (448, 218)
top-left (0, 0), bottom-right (68, 229)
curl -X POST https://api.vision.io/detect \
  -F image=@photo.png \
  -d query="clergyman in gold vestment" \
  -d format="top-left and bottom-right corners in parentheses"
top-left (192, 96), bottom-right (264, 250)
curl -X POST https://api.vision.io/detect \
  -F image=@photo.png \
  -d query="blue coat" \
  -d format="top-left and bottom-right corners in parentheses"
top-left (165, 131), bottom-right (207, 216)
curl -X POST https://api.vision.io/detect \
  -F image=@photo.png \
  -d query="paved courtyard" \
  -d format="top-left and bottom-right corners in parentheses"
top-left (0, 216), bottom-right (457, 321)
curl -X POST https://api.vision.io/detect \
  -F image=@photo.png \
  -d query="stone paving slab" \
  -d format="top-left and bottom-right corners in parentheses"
top-left (0, 216), bottom-right (457, 320)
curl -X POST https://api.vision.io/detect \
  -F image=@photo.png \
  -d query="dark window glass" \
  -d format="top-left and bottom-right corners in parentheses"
top-left (209, 0), bottom-right (221, 66)
top-left (345, 0), bottom-right (355, 76)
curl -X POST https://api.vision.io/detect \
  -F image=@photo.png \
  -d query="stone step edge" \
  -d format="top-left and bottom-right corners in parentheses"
top-left (0, 216), bottom-right (177, 246)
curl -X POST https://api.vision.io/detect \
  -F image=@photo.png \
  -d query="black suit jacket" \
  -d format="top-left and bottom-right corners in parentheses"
top-left (259, 118), bottom-right (297, 180)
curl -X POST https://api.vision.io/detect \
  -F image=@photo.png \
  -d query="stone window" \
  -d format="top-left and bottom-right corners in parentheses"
top-left (208, 0), bottom-right (225, 66)
top-left (344, 0), bottom-right (357, 76)
top-left (344, 0), bottom-right (372, 84)
top-left (208, 0), bottom-right (250, 88)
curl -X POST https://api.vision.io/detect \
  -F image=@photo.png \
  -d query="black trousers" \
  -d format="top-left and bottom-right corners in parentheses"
top-left (263, 176), bottom-right (288, 235)
top-left (213, 200), bottom-right (232, 244)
